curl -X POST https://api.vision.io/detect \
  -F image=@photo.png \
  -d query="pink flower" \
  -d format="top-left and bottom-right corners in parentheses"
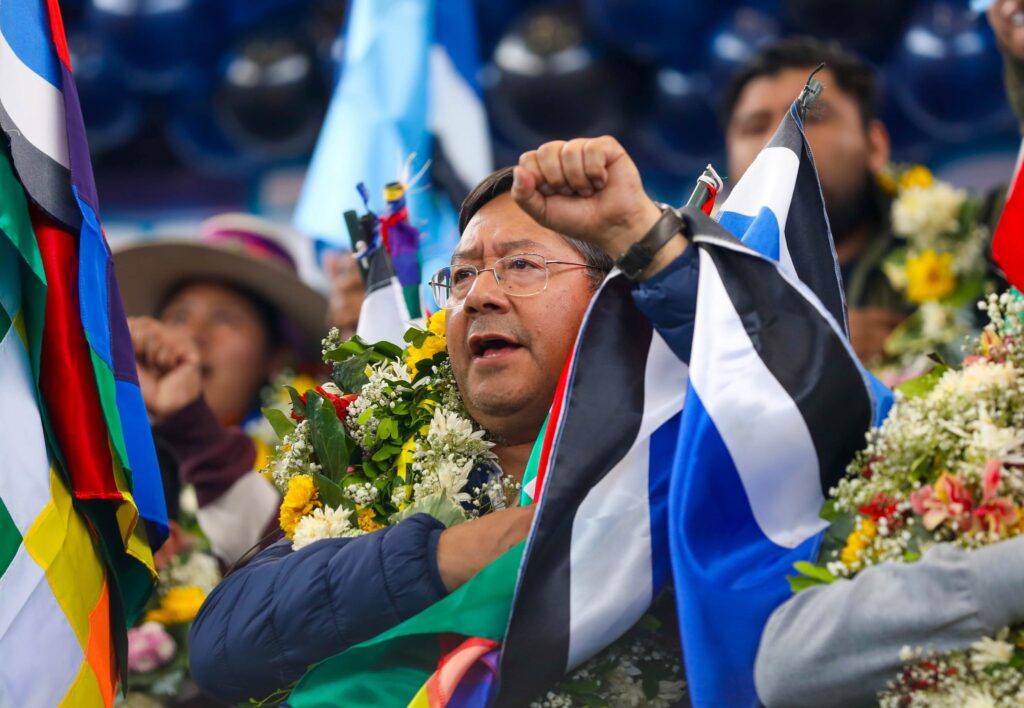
top-left (982, 459), bottom-right (1003, 500)
top-left (910, 473), bottom-right (974, 531)
top-left (127, 621), bottom-right (177, 673)
top-left (974, 460), bottom-right (1019, 537)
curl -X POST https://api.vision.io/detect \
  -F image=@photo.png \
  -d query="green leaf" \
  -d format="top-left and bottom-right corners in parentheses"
top-left (312, 473), bottom-right (356, 516)
top-left (388, 493), bottom-right (467, 528)
top-left (309, 395), bottom-right (351, 480)
top-left (792, 561), bottom-right (837, 583)
top-left (322, 337), bottom-right (371, 363)
top-left (787, 574), bottom-right (830, 593)
top-left (371, 340), bottom-right (404, 359)
top-left (261, 407), bottom-right (296, 440)
top-left (331, 349), bottom-right (376, 393)
top-left (896, 364), bottom-right (951, 399)
top-left (403, 327), bottom-right (430, 347)
top-left (286, 386), bottom-right (306, 418)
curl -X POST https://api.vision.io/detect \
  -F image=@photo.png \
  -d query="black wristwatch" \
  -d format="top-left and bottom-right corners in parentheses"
top-left (614, 203), bottom-right (686, 280)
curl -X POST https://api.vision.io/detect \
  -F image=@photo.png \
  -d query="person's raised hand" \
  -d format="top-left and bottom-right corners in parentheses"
top-left (436, 505), bottom-right (535, 592)
top-left (510, 137), bottom-right (665, 261)
top-left (989, 0), bottom-right (1024, 60)
top-left (129, 316), bottom-right (203, 424)
top-left (325, 251), bottom-right (364, 339)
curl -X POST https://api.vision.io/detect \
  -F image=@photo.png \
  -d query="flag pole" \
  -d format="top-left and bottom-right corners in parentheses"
top-left (686, 164), bottom-right (725, 215)
top-left (796, 63), bottom-right (826, 122)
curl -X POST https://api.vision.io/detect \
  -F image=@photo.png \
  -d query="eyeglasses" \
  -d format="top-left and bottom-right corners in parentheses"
top-left (429, 253), bottom-right (598, 309)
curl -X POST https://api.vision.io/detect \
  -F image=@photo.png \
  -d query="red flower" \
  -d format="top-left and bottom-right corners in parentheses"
top-left (290, 387), bottom-right (358, 421)
top-left (858, 494), bottom-right (900, 524)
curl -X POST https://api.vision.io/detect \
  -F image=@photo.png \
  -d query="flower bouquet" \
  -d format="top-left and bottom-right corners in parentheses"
top-left (792, 290), bottom-right (1024, 705)
top-left (876, 165), bottom-right (991, 377)
top-left (262, 310), bottom-right (508, 550)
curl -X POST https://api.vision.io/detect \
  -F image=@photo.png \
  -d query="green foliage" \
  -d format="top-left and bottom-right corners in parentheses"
top-left (261, 407), bottom-right (295, 441)
top-left (388, 493), bottom-right (466, 528)
top-left (787, 561), bottom-right (837, 593)
top-left (308, 394), bottom-right (350, 480)
top-left (895, 364), bottom-right (951, 399)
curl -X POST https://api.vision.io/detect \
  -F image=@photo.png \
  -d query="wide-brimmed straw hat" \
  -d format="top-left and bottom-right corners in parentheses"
top-left (114, 213), bottom-right (328, 359)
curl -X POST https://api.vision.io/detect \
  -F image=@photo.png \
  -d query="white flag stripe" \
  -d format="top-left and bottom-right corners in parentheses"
top-left (0, 27), bottom-right (69, 168)
top-left (0, 330), bottom-right (51, 533)
top-left (691, 249), bottom-right (827, 548)
top-left (355, 276), bottom-right (410, 345)
top-left (567, 331), bottom-right (688, 669)
top-left (720, 146), bottom-right (800, 276)
top-left (0, 555), bottom-right (83, 708)
top-left (428, 45), bottom-right (491, 189)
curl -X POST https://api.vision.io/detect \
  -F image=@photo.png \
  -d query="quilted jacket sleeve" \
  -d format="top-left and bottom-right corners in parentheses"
top-left (189, 513), bottom-right (447, 703)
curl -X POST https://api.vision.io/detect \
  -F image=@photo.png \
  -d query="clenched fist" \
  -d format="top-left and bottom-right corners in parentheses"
top-left (129, 317), bottom-right (203, 423)
top-left (511, 136), bottom-right (683, 278)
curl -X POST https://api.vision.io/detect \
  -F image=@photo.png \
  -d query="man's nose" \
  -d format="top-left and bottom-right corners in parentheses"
top-left (461, 270), bottom-right (510, 314)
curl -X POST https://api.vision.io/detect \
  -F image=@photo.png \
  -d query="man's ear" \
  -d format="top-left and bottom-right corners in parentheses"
top-left (866, 119), bottom-right (891, 174)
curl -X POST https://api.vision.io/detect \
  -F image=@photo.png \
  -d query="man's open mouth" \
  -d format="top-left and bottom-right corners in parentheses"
top-left (469, 334), bottom-right (523, 359)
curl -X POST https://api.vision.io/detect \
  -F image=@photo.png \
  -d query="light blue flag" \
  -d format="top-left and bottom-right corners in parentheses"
top-left (293, 0), bottom-right (492, 308)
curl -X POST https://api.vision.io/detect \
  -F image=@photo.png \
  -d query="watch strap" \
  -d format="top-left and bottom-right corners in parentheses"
top-left (615, 205), bottom-right (685, 280)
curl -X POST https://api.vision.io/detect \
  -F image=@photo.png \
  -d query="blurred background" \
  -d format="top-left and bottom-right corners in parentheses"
top-left (67, 0), bottom-right (1019, 247)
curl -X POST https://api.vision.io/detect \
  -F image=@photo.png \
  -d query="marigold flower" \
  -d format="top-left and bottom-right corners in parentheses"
top-left (906, 250), bottom-right (956, 304)
top-left (426, 309), bottom-right (446, 337)
top-left (899, 165), bottom-right (934, 190)
top-left (144, 586), bottom-right (207, 625)
top-left (357, 507), bottom-right (385, 533)
top-left (279, 474), bottom-right (320, 539)
top-left (840, 517), bottom-right (877, 568)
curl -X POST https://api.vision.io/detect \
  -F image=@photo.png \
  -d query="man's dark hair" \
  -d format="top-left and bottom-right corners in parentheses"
top-left (721, 36), bottom-right (881, 128)
top-left (458, 166), bottom-right (613, 288)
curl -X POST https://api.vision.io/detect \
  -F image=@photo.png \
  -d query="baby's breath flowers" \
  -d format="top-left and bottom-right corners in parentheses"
top-left (794, 290), bottom-right (1024, 702)
top-left (262, 312), bottom-right (500, 550)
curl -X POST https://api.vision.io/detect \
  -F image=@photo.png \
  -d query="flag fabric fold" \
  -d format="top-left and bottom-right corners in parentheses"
top-left (0, 0), bottom-right (167, 702)
top-left (992, 138), bottom-right (1024, 290)
top-left (670, 209), bottom-right (891, 707)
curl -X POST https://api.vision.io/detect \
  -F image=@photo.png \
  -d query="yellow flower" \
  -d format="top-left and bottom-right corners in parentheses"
top-left (876, 171), bottom-right (898, 196)
top-left (144, 586), bottom-right (206, 625)
top-left (906, 250), bottom-right (956, 303)
top-left (427, 309), bottom-right (446, 337)
top-left (396, 436), bottom-right (418, 480)
top-left (253, 437), bottom-right (272, 473)
top-left (899, 165), bottom-right (934, 190)
top-left (279, 474), bottom-right (320, 539)
top-left (840, 517), bottom-right (877, 568)
top-left (357, 507), bottom-right (385, 533)
top-left (405, 310), bottom-right (449, 374)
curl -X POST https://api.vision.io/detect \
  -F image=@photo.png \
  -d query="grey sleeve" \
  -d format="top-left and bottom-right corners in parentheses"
top-left (754, 536), bottom-right (1024, 708)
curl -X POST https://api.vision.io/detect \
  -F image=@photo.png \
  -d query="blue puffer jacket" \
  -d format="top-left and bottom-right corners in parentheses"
top-left (189, 248), bottom-right (700, 703)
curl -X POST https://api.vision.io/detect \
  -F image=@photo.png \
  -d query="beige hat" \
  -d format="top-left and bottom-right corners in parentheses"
top-left (114, 213), bottom-right (328, 360)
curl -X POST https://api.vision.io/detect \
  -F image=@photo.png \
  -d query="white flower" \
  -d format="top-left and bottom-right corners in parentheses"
top-left (320, 381), bottom-right (343, 396)
top-left (161, 552), bottom-right (221, 595)
top-left (961, 689), bottom-right (998, 708)
top-left (892, 182), bottom-right (965, 246)
top-left (938, 361), bottom-right (1018, 398)
top-left (178, 484), bottom-right (199, 518)
top-left (919, 301), bottom-right (954, 342)
top-left (969, 632), bottom-right (1014, 672)
top-left (605, 665), bottom-right (646, 705)
top-left (291, 505), bottom-right (363, 550)
top-left (972, 418), bottom-right (1024, 460)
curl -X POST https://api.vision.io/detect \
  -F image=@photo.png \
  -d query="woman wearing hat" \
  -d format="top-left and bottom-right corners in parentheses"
top-left (116, 213), bottom-right (333, 567)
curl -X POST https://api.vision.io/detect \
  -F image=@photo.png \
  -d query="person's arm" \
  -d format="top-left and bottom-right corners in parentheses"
top-left (754, 536), bottom-right (1024, 708)
top-left (152, 396), bottom-right (279, 565)
top-left (189, 514), bottom-right (448, 704)
top-left (630, 247), bottom-right (699, 364)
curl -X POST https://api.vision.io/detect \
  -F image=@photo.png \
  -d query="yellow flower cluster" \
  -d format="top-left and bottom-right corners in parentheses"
top-left (405, 310), bottom-right (448, 374)
top-left (144, 586), bottom-right (207, 625)
top-left (906, 249), bottom-right (956, 303)
top-left (279, 474), bottom-right (320, 539)
top-left (899, 165), bottom-right (934, 190)
top-left (357, 507), bottom-right (385, 533)
top-left (840, 517), bottom-right (877, 569)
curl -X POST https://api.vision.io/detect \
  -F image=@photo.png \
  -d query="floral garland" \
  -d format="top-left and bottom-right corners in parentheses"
top-left (792, 290), bottom-right (1024, 705)
top-left (262, 310), bottom-right (506, 550)
top-left (877, 165), bottom-right (991, 377)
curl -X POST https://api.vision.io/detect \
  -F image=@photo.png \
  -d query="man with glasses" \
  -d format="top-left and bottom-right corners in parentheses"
top-left (189, 137), bottom-right (698, 702)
